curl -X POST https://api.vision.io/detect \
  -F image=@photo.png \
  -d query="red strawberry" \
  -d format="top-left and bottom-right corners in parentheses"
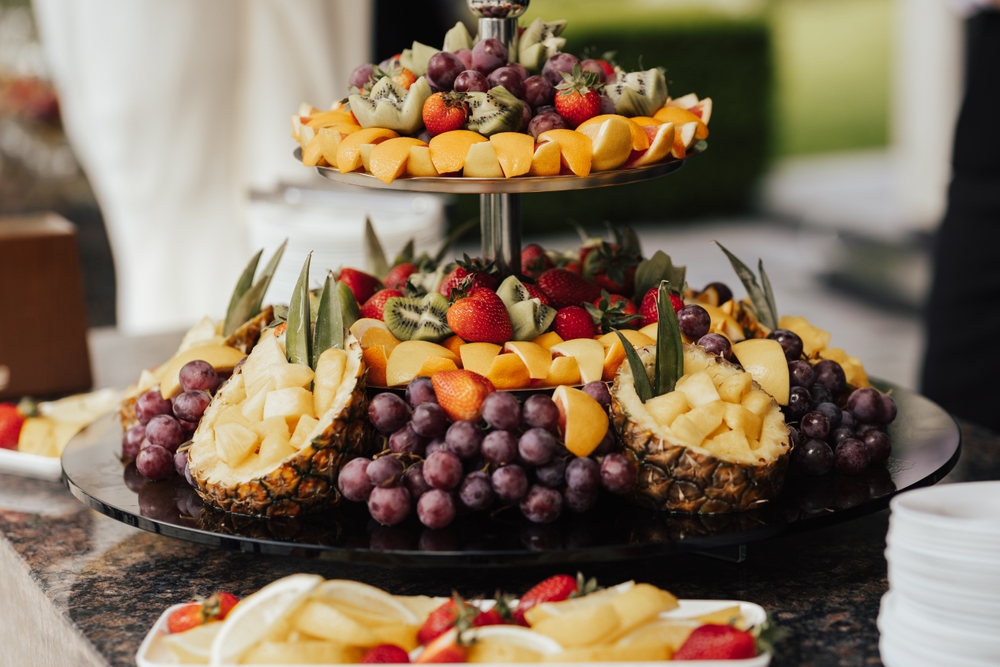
top-left (586, 293), bottom-right (642, 333)
top-left (639, 287), bottom-right (684, 327)
top-left (417, 599), bottom-right (461, 645)
top-left (512, 574), bottom-right (578, 626)
top-left (0, 403), bottom-right (25, 450)
top-left (554, 64), bottom-right (603, 127)
top-left (595, 59), bottom-right (615, 79)
top-left (521, 244), bottom-right (554, 280)
top-left (338, 268), bottom-right (384, 306)
top-left (583, 242), bottom-right (638, 297)
top-left (422, 92), bottom-right (469, 136)
top-left (536, 268), bottom-right (602, 309)
top-left (523, 283), bottom-right (551, 306)
top-left (592, 293), bottom-right (637, 317)
top-left (167, 592), bottom-right (240, 633)
top-left (447, 288), bottom-right (513, 344)
top-left (415, 628), bottom-right (466, 663)
top-left (553, 306), bottom-right (597, 340)
top-left (563, 261), bottom-right (582, 275)
top-left (360, 289), bottom-right (403, 321)
top-left (384, 262), bottom-right (418, 291)
top-left (362, 644), bottom-right (410, 663)
top-left (673, 624), bottom-right (757, 660)
top-left (472, 596), bottom-right (513, 627)
top-left (438, 256), bottom-right (498, 300)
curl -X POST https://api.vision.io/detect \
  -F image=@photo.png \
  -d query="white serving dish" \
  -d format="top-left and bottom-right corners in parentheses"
top-left (137, 599), bottom-right (771, 667)
top-left (0, 447), bottom-right (62, 482)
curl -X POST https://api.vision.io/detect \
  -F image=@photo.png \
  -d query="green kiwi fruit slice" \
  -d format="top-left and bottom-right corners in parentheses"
top-left (383, 293), bottom-right (452, 343)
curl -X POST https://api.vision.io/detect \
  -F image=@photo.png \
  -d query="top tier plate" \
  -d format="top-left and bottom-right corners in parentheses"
top-left (308, 141), bottom-right (705, 194)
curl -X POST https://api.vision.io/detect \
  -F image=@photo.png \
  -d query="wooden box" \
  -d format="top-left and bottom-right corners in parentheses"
top-left (0, 214), bottom-right (92, 399)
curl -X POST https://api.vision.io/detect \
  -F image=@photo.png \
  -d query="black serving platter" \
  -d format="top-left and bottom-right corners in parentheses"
top-left (62, 382), bottom-right (960, 566)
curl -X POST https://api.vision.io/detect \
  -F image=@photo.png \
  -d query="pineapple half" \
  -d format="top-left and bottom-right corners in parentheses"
top-left (187, 328), bottom-right (368, 518)
top-left (611, 344), bottom-right (791, 513)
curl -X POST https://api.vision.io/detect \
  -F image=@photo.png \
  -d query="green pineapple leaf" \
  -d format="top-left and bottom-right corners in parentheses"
top-left (715, 242), bottom-right (777, 330)
top-left (365, 216), bottom-right (390, 279)
top-left (633, 251), bottom-right (686, 305)
top-left (614, 328), bottom-right (653, 403)
top-left (223, 240), bottom-right (287, 336)
top-left (286, 252), bottom-right (313, 366)
top-left (312, 272), bottom-right (344, 366)
top-left (759, 259), bottom-right (778, 330)
top-left (654, 281), bottom-right (683, 396)
top-left (338, 282), bottom-right (359, 331)
top-left (393, 238), bottom-right (416, 267)
top-left (224, 248), bottom-right (261, 335)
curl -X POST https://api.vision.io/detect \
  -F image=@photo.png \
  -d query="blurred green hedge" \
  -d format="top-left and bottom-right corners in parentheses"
top-left (453, 17), bottom-right (773, 235)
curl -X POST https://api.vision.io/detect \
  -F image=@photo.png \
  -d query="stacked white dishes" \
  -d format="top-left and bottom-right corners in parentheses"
top-left (879, 481), bottom-right (1000, 667)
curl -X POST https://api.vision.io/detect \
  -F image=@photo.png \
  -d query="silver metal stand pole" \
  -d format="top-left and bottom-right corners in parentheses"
top-left (467, 0), bottom-right (528, 57)
top-left (480, 193), bottom-right (521, 276)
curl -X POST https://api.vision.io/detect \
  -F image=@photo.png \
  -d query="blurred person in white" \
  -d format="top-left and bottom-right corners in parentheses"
top-left (32, 0), bottom-right (372, 334)
top-left (922, 0), bottom-right (1000, 428)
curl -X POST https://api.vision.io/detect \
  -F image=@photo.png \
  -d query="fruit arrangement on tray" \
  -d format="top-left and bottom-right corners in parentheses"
top-left (0, 389), bottom-right (119, 457)
top-left (292, 18), bottom-right (709, 182)
top-left (141, 573), bottom-right (780, 664)
top-left (115, 224), bottom-right (898, 529)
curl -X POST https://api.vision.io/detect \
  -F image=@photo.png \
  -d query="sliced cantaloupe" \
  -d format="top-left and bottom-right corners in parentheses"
top-left (370, 137), bottom-right (427, 184)
top-left (428, 130), bottom-right (488, 174)
top-left (575, 116), bottom-right (634, 172)
top-left (463, 141), bottom-right (504, 178)
top-left (459, 342), bottom-right (502, 377)
top-left (503, 341), bottom-right (553, 380)
top-left (489, 132), bottom-right (534, 178)
top-left (485, 353), bottom-right (531, 390)
top-left (407, 145), bottom-right (439, 177)
top-left (528, 139), bottom-right (561, 177)
top-left (537, 129), bottom-right (593, 177)
top-left (336, 127), bottom-right (399, 173)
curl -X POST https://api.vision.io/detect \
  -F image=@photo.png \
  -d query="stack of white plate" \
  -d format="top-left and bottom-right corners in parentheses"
top-left (879, 481), bottom-right (1000, 667)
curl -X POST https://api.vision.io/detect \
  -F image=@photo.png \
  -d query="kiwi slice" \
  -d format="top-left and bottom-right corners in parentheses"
top-left (508, 299), bottom-right (555, 341)
top-left (384, 293), bottom-right (452, 343)
top-left (497, 275), bottom-right (531, 309)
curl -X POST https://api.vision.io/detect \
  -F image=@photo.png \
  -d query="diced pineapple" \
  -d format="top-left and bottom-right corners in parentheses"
top-left (717, 372), bottom-right (751, 404)
top-left (682, 350), bottom-right (711, 376)
top-left (271, 362), bottom-right (315, 390)
top-left (314, 348), bottom-right (348, 416)
top-left (723, 403), bottom-right (763, 441)
top-left (264, 387), bottom-right (315, 426)
top-left (741, 390), bottom-right (773, 417)
top-left (670, 414), bottom-right (704, 449)
top-left (289, 414), bottom-right (320, 449)
top-left (215, 422), bottom-right (259, 467)
top-left (243, 332), bottom-right (287, 398)
top-left (644, 392), bottom-right (689, 427)
top-left (707, 423), bottom-right (731, 439)
top-left (241, 641), bottom-right (362, 666)
top-left (252, 415), bottom-right (290, 440)
top-left (258, 428), bottom-right (296, 467)
top-left (225, 374), bottom-right (247, 404)
top-left (240, 382), bottom-right (271, 421)
top-left (676, 371), bottom-right (720, 407)
top-left (708, 427), bottom-right (750, 459)
top-left (217, 405), bottom-right (255, 430)
top-left (687, 401), bottom-right (726, 436)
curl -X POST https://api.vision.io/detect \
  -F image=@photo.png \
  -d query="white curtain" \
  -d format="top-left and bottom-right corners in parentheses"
top-left (33, 0), bottom-right (372, 334)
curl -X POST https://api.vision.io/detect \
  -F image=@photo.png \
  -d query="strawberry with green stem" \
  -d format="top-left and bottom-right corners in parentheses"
top-left (422, 92), bottom-right (470, 137)
top-left (586, 291), bottom-right (643, 333)
top-left (554, 64), bottom-right (603, 127)
top-left (437, 255), bottom-right (498, 300)
top-left (166, 592), bottom-right (240, 634)
top-left (446, 287), bottom-right (513, 344)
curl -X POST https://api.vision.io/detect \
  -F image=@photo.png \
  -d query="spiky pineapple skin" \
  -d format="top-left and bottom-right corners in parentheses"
top-left (610, 348), bottom-right (790, 514)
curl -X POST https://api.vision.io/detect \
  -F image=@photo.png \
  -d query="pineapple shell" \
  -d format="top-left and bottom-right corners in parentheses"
top-left (611, 344), bottom-right (791, 514)
top-left (187, 334), bottom-right (370, 518)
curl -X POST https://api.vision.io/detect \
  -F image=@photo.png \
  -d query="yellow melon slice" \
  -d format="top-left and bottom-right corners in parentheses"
top-left (528, 139), bottom-right (561, 177)
top-left (577, 114), bottom-right (650, 151)
top-left (385, 341), bottom-right (460, 386)
top-left (318, 128), bottom-right (347, 168)
top-left (463, 141), bottom-right (504, 178)
top-left (428, 130), bottom-right (488, 174)
top-left (537, 129), bottom-right (592, 177)
top-left (305, 110), bottom-right (357, 128)
top-left (417, 357), bottom-right (459, 377)
top-left (336, 128), bottom-right (399, 173)
top-left (654, 106), bottom-right (709, 140)
top-left (407, 146), bottom-right (439, 177)
top-left (302, 133), bottom-right (325, 167)
top-left (575, 116), bottom-right (634, 172)
top-left (503, 341), bottom-right (553, 380)
top-left (360, 144), bottom-right (376, 172)
top-left (489, 132), bottom-right (534, 178)
top-left (671, 122), bottom-right (699, 159)
top-left (441, 335), bottom-right (466, 358)
top-left (370, 137), bottom-right (427, 184)
top-left (532, 331), bottom-right (564, 350)
top-left (459, 342), bottom-right (502, 377)
top-left (485, 353), bottom-right (531, 390)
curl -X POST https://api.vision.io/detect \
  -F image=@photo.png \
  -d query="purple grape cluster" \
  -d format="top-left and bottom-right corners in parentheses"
top-left (338, 380), bottom-right (637, 528)
top-left (122, 359), bottom-right (229, 484)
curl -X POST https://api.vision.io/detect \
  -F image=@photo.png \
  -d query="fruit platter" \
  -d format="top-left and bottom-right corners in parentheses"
top-left (137, 573), bottom-right (780, 665)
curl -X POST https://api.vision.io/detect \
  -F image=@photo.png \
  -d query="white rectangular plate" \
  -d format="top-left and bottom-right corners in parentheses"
top-left (137, 599), bottom-right (771, 667)
top-left (0, 447), bottom-right (62, 482)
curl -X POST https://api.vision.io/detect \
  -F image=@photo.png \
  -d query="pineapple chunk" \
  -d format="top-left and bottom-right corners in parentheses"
top-left (215, 422), bottom-right (259, 467)
top-left (240, 380), bottom-right (273, 421)
top-left (225, 374), bottom-right (247, 404)
top-left (670, 414), bottom-right (705, 449)
top-left (708, 427), bottom-right (751, 459)
top-left (717, 372), bottom-right (751, 404)
top-left (644, 392), bottom-right (689, 427)
top-left (264, 387), bottom-right (315, 426)
top-left (676, 371), bottom-right (721, 407)
top-left (741, 390), bottom-right (773, 417)
top-left (217, 405), bottom-right (254, 430)
top-left (252, 415), bottom-right (290, 440)
top-left (313, 348), bottom-right (348, 416)
top-left (258, 429), bottom-right (296, 467)
top-left (707, 423), bottom-right (731, 439)
top-left (241, 641), bottom-right (362, 666)
top-left (289, 414), bottom-right (320, 449)
top-left (724, 403), bottom-right (763, 441)
top-left (271, 362), bottom-right (315, 390)
top-left (243, 332), bottom-right (287, 398)
top-left (682, 349), bottom-right (711, 376)
top-left (687, 401), bottom-right (726, 436)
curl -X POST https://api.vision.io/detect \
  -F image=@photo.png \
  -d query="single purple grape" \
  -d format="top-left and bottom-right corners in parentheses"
top-left (416, 489), bottom-right (455, 529)
top-left (767, 329), bottom-right (804, 361)
top-left (581, 381), bottom-right (611, 408)
top-left (389, 423), bottom-right (426, 455)
top-left (600, 453), bottom-right (636, 494)
top-left (406, 376), bottom-right (437, 408)
top-left (592, 428), bottom-right (616, 456)
top-left (491, 464), bottom-right (528, 501)
top-left (453, 69), bottom-right (490, 93)
top-left (368, 486), bottom-right (411, 526)
top-left (482, 430), bottom-right (518, 466)
top-left (535, 104), bottom-right (556, 116)
top-left (487, 66), bottom-right (523, 98)
top-left (459, 471), bottom-right (494, 511)
top-left (507, 62), bottom-right (529, 81)
top-left (788, 361), bottom-right (815, 389)
top-left (814, 402), bottom-right (842, 429)
top-left (122, 425), bottom-right (145, 460)
top-left (879, 394), bottom-right (898, 424)
top-left (403, 462), bottom-right (433, 500)
top-left (676, 305), bottom-right (711, 340)
top-left (367, 456), bottom-right (404, 487)
top-left (520, 103), bottom-right (532, 132)
top-left (863, 430), bottom-right (892, 465)
top-left (793, 439), bottom-right (834, 476)
top-left (411, 403), bottom-right (448, 437)
top-left (542, 53), bottom-right (580, 86)
top-left (172, 390), bottom-right (211, 423)
top-left (425, 436), bottom-right (448, 456)
top-left (698, 333), bottom-right (732, 360)
top-left (518, 428), bottom-right (557, 466)
top-left (814, 360), bottom-right (847, 395)
top-left (145, 415), bottom-right (185, 453)
top-left (563, 487), bottom-right (598, 513)
top-left (178, 418), bottom-right (199, 435)
top-left (481, 392), bottom-right (521, 431)
top-left (454, 48), bottom-right (473, 70)
top-left (800, 411), bottom-right (830, 440)
top-left (528, 112), bottom-right (568, 139)
top-left (534, 457), bottom-right (567, 488)
top-left (368, 393), bottom-right (410, 434)
top-left (520, 485), bottom-right (563, 524)
top-left (135, 390), bottom-right (173, 425)
top-left (829, 426), bottom-right (855, 447)
top-left (423, 450), bottom-right (463, 490)
top-left (522, 74), bottom-right (555, 108)
top-left (835, 439), bottom-right (870, 476)
top-left (339, 458), bottom-right (374, 502)
top-left (855, 422), bottom-right (883, 437)
top-left (522, 394), bottom-right (560, 429)
top-left (810, 384), bottom-right (832, 407)
top-left (445, 420), bottom-right (484, 460)
top-left (841, 410), bottom-right (855, 428)
top-left (579, 59), bottom-right (607, 83)
top-left (348, 63), bottom-right (374, 89)
top-left (565, 457), bottom-right (600, 494)
top-left (179, 360), bottom-right (218, 393)
top-left (472, 38), bottom-right (507, 75)
top-left (173, 449), bottom-right (188, 477)
top-left (847, 388), bottom-right (882, 422)
top-left (136, 444), bottom-right (174, 481)
top-left (426, 51), bottom-right (466, 91)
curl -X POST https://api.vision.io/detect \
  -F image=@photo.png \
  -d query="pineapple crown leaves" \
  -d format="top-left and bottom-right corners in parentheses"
top-left (287, 255), bottom-right (344, 369)
top-left (556, 63), bottom-right (603, 97)
top-left (224, 239), bottom-right (287, 337)
top-left (615, 281), bottom-right (682, 403)
top-left (364, 216), bottom-right (391, 279)
top-left (714, 242), bottom-right (778, 331)
top-left (634, 251), bottom-right (686, 302)
top-left (585, 290), bottom-right (643, 333)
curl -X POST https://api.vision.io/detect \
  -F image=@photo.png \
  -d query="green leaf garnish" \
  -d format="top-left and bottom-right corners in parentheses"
top-left (633, 251), bottom-right (686, 302)
top-left (654, 281), bottom-right (683, 395)
top-left (715, 242), bottom-right (777, 329)
top-left (614, 329), bottom-right (652, 403)
top-left (338, 282), bottom-right (359, 331)
top-left (312, 272), bottom-right (344, 366)
top-left (759, 259), bottom-right (778, 330)
top-left (286, 253), bottom-right (312, 366)
top-left (365, 217), bottom-right (390, 280)
top-left (620, 225), bottom-right (642, 259)
top-left (393, 239), bottom-right (415, 267)
top-left (224, 249), bottom-right (261, 334)
top-left (223, 240), bottom-right (287, 336)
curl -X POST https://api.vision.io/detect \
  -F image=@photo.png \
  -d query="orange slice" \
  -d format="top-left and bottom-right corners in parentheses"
top-left (671, 122), bottom-right (698, 159)
top-left (528, 139), bottom-right (561, 177)
top-left (503, 341), bottom-right (553, 380)
top-left (485, 353), bottom-right (531, 390)
top-left (370, 137), bottom-right (427, 184)
top-left (576, 115), bottom-right (650, 151)
top-left (306, 110), bottom-right (358, 128)
top-left (301, 132), bottom-right (325, 167)
top-left (463, 141), bottom-right (504, 178)
top-left (363, 346), bottom-right (390, 387)
top-left (627, 116), bottom-right (663, 128)
top-left (428, 130), bottom-right (488, 174)
top-left (459, 342), bottom-right (502, 377)
top-left (654, 106), bottom-right (708, 140)
top-left (552, 385), bottom-right (609, 457)
top-left (624, 122), bottom-right (675, 168)
top-left (532, 331), bottom-right (564, 350)
top-left (441, 335), bottom-right (466, 358)
top-left (336, 128), bottom-right (399, 173)
top-left (539, 355), bottom-right (580, 387)
top-left (575, 116), bottom-right (636, 172)
top-left (318, 128), bottom-right (347, 167)
top-left (490, 132), bottom-right (536, 178)
top-left (417, 357), bottom-right (459, 378)
top-left (407, 146), bottom-right (439, 177)
top-left (537, 129), bottom-right (592, 177)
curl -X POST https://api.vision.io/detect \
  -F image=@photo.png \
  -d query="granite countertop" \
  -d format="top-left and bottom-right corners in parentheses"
top-left (0, 419), bottom-right (997, 667)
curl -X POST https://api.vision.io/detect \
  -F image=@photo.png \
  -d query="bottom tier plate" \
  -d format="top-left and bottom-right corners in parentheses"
top-left (61, 383), bottom-right (960, 566)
